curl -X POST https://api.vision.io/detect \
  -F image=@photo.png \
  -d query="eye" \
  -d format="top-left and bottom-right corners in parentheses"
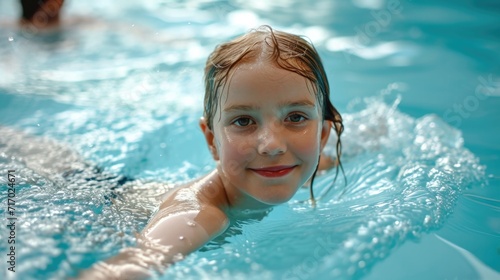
top-left (232, 117), bottom-right (254, 127)
top-left (286, 113), bottom-right (307, 123)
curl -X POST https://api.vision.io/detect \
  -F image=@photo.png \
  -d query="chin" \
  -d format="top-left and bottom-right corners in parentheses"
top-left (259, 193), bottom-right (295, 206)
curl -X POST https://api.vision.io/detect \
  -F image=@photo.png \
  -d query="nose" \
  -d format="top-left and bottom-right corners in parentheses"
top-left (257, 123), bottom-right (286, 156)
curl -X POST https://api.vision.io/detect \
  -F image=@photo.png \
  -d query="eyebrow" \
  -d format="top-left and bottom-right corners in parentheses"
top-left (223, 100), bottom-right (316, 112)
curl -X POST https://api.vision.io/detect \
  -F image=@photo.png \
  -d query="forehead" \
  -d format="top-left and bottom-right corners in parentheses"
top-left (221, 61), bottom-right (317, 108)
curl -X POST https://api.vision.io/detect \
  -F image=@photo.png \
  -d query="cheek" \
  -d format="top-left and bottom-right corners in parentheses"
top-left (222, 133), bottom-right (255, 159)
top-left (293, 128), bottom-right (322, 160)
top-left (217, 131), bottom-right (256, 170)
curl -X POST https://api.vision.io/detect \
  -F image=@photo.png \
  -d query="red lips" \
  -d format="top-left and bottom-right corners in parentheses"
top-left (250, 165), bottom-right (296, 178)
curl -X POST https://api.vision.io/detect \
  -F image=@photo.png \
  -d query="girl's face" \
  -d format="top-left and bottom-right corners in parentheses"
top-left (200, 61), bottom-right (331, 209)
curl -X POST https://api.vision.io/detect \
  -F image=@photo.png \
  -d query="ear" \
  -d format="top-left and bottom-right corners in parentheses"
top-left (319, 120), bottom-right (332, 152)
top-left (199, 117), bottom-right (219, 161)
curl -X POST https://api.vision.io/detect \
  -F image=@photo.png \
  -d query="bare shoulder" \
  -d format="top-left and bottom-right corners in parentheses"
top-left (77, 176), bottom-right (229, 279)
top-left (158, 170), bottom-right (228, 214)
top-left (143, 174), bottom-right (229, 249)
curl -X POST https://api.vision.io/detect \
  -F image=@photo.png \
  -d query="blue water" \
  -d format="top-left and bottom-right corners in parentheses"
top-left (0, 0), bottom-right (499, 279)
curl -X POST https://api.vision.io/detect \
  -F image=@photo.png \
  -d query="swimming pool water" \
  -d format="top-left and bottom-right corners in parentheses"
top-left (0, 0), bottom-right (499, 279)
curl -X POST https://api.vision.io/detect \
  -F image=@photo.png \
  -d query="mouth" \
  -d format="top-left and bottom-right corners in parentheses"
top-left (249, 165), bottom-right (297, 178)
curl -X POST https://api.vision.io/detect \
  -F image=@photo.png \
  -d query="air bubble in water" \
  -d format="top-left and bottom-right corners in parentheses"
top-left (424, 215), bottom-right (431, 225)
top-left (358, 260), bottom-right (366, 268)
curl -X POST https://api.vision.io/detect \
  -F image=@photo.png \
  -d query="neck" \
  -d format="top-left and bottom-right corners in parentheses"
top-left (214, 165), bottom-right (275, 211)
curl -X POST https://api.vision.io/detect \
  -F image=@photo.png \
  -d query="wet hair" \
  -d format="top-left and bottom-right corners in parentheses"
top-left (203, 25), bottom-right (344, 202)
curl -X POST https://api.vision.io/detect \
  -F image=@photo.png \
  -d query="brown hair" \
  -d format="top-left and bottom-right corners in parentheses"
top-left (203, 25), bottom-right (344, 201)
top-left (20, 0), bottom-right (64, 21)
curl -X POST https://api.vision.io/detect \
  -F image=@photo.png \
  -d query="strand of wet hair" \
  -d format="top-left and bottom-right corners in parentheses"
top-left (309, 122), bottom-right (347, 205)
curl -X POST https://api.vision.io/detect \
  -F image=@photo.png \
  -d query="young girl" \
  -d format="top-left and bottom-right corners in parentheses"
top-left (80, 25), bottom-right (343, 279)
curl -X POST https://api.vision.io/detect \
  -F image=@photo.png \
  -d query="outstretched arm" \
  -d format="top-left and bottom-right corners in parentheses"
top-left (78, 201), bottom-right (229, 279)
